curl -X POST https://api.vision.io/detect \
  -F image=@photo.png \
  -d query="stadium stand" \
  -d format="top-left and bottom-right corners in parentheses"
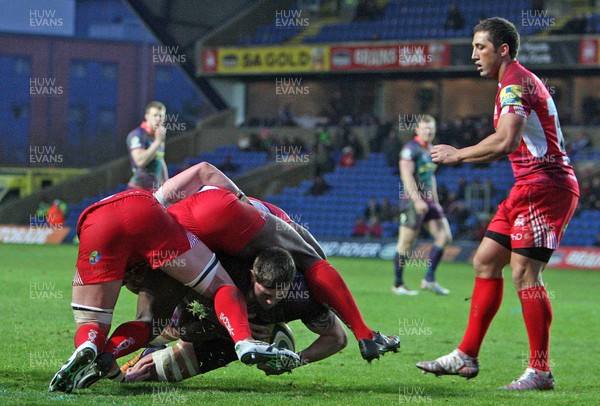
top-left (265, 151), bottom-right (518, 239)
top-left (2, 0), bottom-right (599, 250)
top-left (234, 0), bottom-right (552, 45)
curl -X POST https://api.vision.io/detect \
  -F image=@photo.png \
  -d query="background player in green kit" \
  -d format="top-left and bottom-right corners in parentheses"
top-left (392, 115), bottom-right (452, 296)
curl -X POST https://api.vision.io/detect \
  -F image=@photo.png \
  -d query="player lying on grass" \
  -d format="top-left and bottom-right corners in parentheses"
top-left (157, 162), bottom-right (400, 362)
top-left (119, 247), bottom-right (348, 382)
top-left (48, 189), bottom-right (300, 393)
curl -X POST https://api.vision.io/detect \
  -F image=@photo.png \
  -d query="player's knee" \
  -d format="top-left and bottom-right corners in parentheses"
top-left (435, 234), bottom-right (452, 247)
top-left (510, 265), bottom-right (540, 290)
top-left (511, 271), bottom-right (524, 289)
top-left (397, 242), bottom-right (412, 255)
top-left (472, 253), bottom-right (498, 277)
top-left (445, 230), bottom-right (453, 245)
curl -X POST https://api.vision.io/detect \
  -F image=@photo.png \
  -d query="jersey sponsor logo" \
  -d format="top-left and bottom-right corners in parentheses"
top-left (89, 250), bottom-right (101, 264)
top-left (499, 85), bottom-right (523, 108)
top-left (419, 162), bottom-right (437, 173)
top-left (514, 215), bottom-right (526, 228)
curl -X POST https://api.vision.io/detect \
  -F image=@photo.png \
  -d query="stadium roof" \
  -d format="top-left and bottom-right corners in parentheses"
top-left (124, 0), bottom-right (258, 110)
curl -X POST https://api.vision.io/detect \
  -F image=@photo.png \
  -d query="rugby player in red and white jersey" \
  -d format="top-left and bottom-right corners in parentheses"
top-left (153, 162), bottom-right (400, 362)
top-left (48, 189), bottom-right (300, 393)
top-left (417, 17), bottom-right (579, 390)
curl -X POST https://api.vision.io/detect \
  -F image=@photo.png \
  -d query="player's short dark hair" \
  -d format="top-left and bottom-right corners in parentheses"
top-left (474, 17), bottom-right (520, 59)
top-left (252, 247), bottom-right (296, 288)
top-left (145, 101), bottom-right (166, 113)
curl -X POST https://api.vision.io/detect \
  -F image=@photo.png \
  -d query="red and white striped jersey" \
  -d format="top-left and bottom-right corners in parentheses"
top-left (494, 61), bottom-right (579, 195)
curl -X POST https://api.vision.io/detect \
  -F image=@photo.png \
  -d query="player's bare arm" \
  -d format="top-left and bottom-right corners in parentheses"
top-left (400, 158), bottom-right (428, 214)
top-left (432, 113), bottom-right (525, 164)
top-left (155, 162), bottom-right (242, 206)
top-left (131, 125), bottom-right (166, 168)
top-left (298, 311), bottom-right (347, 364)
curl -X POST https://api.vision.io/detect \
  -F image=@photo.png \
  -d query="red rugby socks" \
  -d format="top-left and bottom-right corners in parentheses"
top-left (74, 323), bottom-right (106, 352)
top-left (458, 277), bottom-right (503, 358)
top-left (304, 259), bottom-right (373, 341)
top-left (519, 285), bottom-right (553, 372)
top-left (214, 285), bottom-right (252, 342)
top-left (104, 321), bottom-right (150, 359)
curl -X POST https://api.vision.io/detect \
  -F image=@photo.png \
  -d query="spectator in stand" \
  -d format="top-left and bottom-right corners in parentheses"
top-left (238, 134), bottom-right (251, 151)
top-left (347, 133), bottom-right (365, 160)
top-left (220, 155), bottom-right (240, 173)
top-left (374, 121), bottom-right (394, 153)
top-left (364, 198), bottom-right (381, 222)
top-left (278, 102), bottom-right (296, 126)
top-left (317, 127), bottom-right (333, 147)
top-left (352, 217), bottom-right (369, 237)
top-left (259, 128), bottom-right (273, 152)
top-left (47, 199), bottom-right (67, 228)
top-left (335, 123), bottom-right (353, 151)
top-left (354, 0), bottom-right (381, 22)
top-left (306, 175), bottom-right (332, 196)
top-left (291, 135), bottom-right (307, 152)
top-left (365, 113), bottom-right (380, 153)
top-left (380, 198), bottom-right (398, 222)
top-left (368, 217), bottom-right (384, 238)
top-left (338, 146), bottom-right (356, 167)
top-left (383, 129), bottom-right (402, 169)
top-left (445, 4), bottom-right (465, 30)
top-left (36, 200), bottom-right (50, 220)
top-left (314, 142), bottom-right (336, 176)
top-left (239, 132), bottom-right (264, 152)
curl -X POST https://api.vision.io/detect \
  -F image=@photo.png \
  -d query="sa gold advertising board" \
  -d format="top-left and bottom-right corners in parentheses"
top-left (203, 46), bottom-right (329, 74)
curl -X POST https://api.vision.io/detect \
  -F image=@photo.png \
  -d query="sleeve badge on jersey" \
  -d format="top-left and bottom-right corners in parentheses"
top-left (400, 147), bottom-right (413, 161)
top-left (499, 85), bottom-right (523, 108)
top-left (129, 136), bottom-right (142, 150)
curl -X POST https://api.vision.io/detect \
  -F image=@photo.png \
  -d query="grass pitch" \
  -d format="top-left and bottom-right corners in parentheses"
top-left (0, 243), bottom-right (598, 405)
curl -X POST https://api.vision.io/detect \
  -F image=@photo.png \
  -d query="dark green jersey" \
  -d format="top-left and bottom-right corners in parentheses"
top-left (400, 137), bottom-right (437, 200)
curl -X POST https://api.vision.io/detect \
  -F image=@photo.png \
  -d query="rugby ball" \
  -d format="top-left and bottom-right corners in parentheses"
top-left (269, 322), bottom-right (295, 352)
